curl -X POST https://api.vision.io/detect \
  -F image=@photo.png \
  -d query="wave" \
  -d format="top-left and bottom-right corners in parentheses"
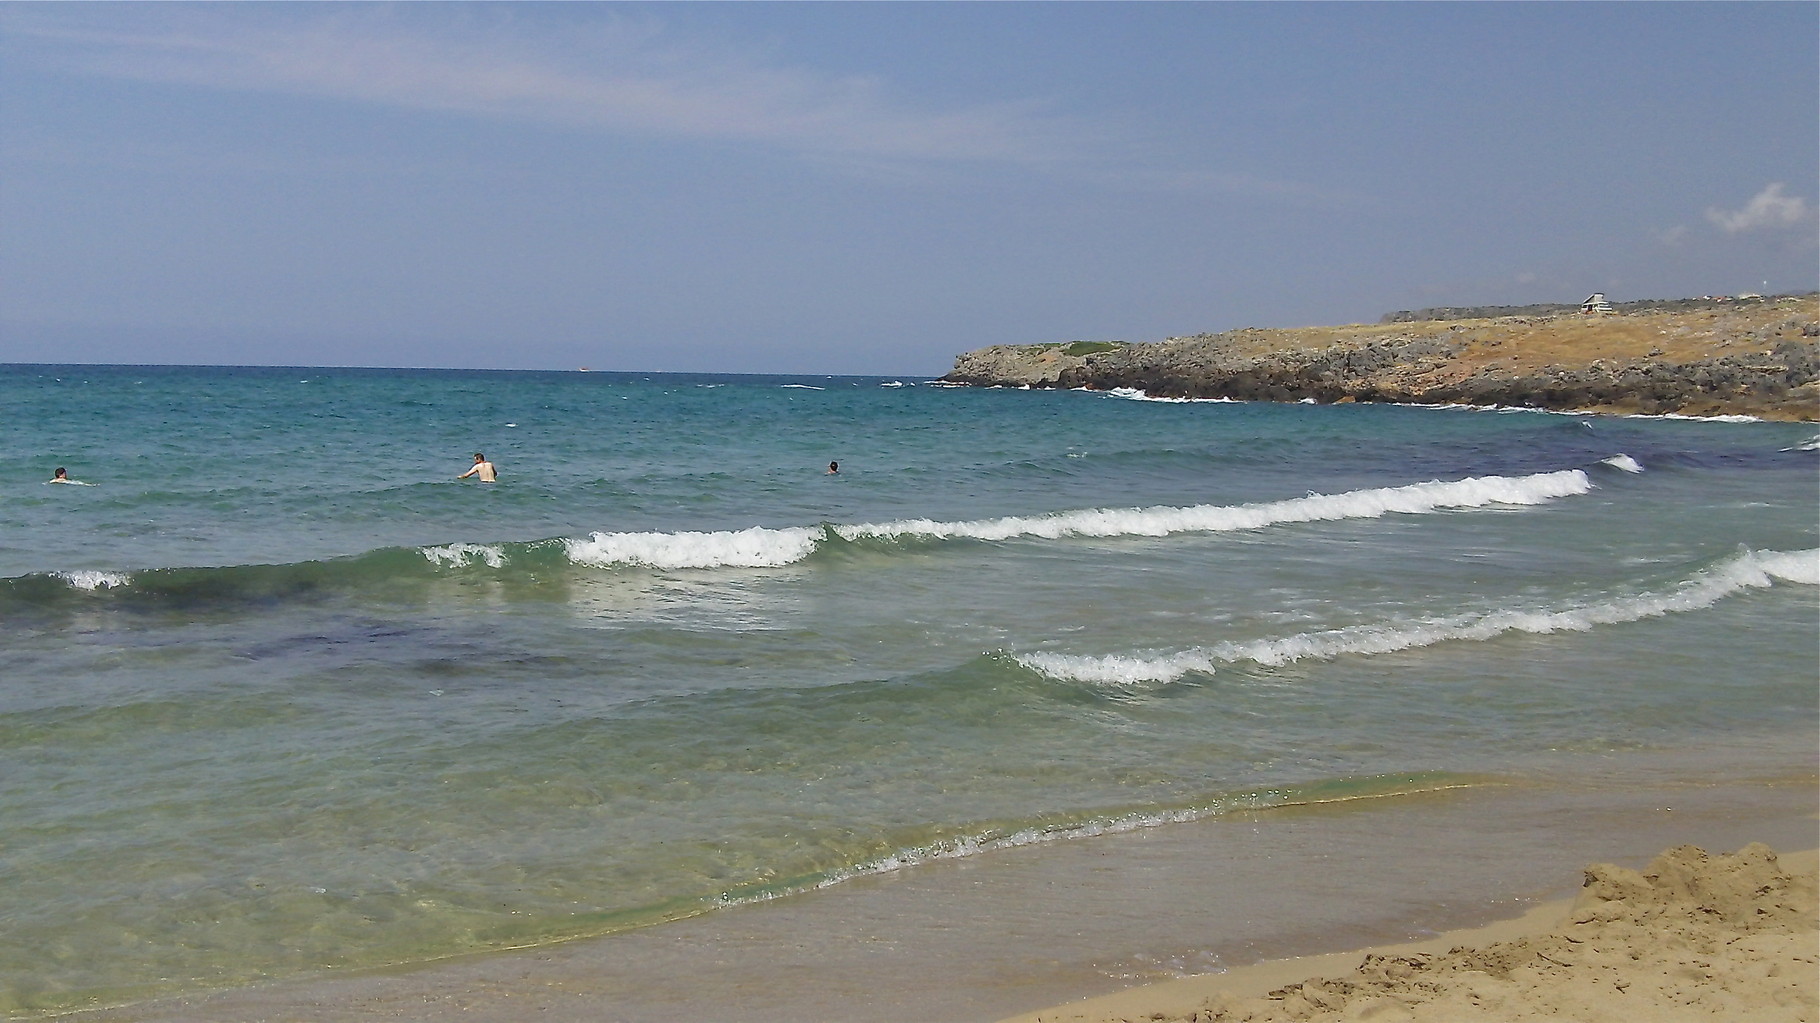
top-left (1017, 547), bottom-right (1820, 686)
top-left (565, 527), bottom-right (824, 570)
top-left (709, 771), bottom-right (1488, 908)
top-left (1600, 454), bottom-right (1644, 473)
top-left (3, 466), bottom-right (1610, 608)
top-left (1102, 387), bottom-right (1241, 404)
top-left (561, 468), bottom-right (1594, 569)
top-left (53, 570), bottom-right (132, 590)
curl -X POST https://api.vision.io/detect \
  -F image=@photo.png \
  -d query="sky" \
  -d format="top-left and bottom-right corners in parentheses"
top-left (1, 2), bottom-right (1815, 375)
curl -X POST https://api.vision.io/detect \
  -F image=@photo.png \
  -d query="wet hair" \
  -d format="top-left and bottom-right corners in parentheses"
top-left (474, 453), bottom-right (486, 460)
top-left (54, 467), bottom-right (66, 476)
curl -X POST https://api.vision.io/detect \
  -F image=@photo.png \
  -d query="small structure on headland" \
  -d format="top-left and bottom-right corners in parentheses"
top-left (1581, 293), bottom-right (1614, 314)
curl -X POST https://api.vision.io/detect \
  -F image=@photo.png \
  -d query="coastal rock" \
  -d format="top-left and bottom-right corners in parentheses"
top-left (941, 295), bottom-right (1820, 420)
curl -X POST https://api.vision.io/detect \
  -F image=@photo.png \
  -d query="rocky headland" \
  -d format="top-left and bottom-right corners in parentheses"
top-left (942, 294), bottom-right (1820, 421)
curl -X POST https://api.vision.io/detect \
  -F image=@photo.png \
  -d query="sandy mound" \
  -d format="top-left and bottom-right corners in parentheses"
top-left (1171, 843), bottom-right (1817, 1023)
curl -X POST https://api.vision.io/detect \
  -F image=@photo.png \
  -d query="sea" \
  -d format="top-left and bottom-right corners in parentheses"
top-left (2, 364), bottom-right (1816, 1019)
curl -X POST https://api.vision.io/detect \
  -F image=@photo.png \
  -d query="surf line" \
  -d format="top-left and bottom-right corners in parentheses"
top-left (557, 468), bottom-right (1599, 571)
top-left (1016, 547), bottom-right (1820, 686)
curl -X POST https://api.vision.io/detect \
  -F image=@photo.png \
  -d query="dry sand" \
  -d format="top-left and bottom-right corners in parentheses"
top-left (1001, 844), bottom-right (1819, 1023)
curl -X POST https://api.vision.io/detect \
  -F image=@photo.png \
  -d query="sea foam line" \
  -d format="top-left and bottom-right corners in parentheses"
top-left (834, 469), bottom-right (1593, 544)
top-left (712, 774), bottom-right (1481, 909)
top-left (565, 526), bottom-right (823, 570)
top-left (558, 469), bottom-right (1597, 570)
top-left (1017, 547), bottom-right (1820, 686)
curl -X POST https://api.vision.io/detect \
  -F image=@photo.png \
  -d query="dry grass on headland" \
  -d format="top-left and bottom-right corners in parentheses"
top-left (945, 294), bottom-right (1820, 421)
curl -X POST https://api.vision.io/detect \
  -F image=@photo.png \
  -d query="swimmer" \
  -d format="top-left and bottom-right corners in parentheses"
top-left (47, 467), bottom-right (78, 484)
top-left (457, 453), bottom-right (497, 482)
top-left (826, 461), bottom-right (839, 474)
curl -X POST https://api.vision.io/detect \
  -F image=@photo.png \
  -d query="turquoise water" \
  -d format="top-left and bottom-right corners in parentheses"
top-left (2, 364), bottom-right (1815, 1013)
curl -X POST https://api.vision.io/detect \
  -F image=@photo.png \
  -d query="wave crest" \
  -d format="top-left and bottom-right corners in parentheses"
top-left (53, 570), bottom-right (133, 591)
top-left (1018, 548), bottom-right (1820, 686)
top-left (833, 469), bottom-right (1593, 546)
top-left (564, 526), bottom-right (824, 570)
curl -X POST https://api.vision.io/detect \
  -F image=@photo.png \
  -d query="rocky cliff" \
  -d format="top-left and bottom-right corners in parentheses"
top-left (942, 295), bottom-right (1820, 421)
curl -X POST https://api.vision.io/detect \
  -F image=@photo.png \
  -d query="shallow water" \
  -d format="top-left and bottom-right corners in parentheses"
top-left (2, 365), bottom-right (1815, 1014)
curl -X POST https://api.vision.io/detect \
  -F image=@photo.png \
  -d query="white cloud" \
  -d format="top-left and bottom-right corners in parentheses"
top-left (4, 8), bottom-right (1088, 169)
top-left (1704, 183), bottom-right (1813, 234)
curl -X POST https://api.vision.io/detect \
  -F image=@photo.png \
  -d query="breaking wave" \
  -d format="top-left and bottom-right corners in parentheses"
top-left (565, 527), bottom-right (824, 570)
top-left (4, 466), bottom-right (1610, 606)
top-left (1017, 547), bottom-right (1820, 686)
top-left (556, 468), bottom-right (1592, 569)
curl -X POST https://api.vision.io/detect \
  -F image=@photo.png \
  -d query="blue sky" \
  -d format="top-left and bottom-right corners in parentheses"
top-left (2, 2), bottom-right (1815, 374)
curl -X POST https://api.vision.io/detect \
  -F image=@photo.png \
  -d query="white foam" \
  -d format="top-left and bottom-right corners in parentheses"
top-left (1601, 454), bottom-right (1644, 473)
top-left (565, 526), bottom-right (823, 570)
top-left (1101, 387), bottom-right (1239, 404)
top-left (718, 802), bottom-right (1253, 909)
top-left (1017, 547), bottom-right (1820, 686)
top-left (554, 470), bottom-right (1598, 572)
top-left (835, 470), bottom-right (1593, 544)
top-left (1406, 402), bottom-right (1766, 423)
top-left (1757, 548), bottom-right (1820, 585)
top-left (1782, 433), bottom-right (1820, 453)
top-left (779, 384), bottom-right (825, 390)
top-left (421, 543), bottom-right (506, 568)
top-left (55, 570), bottom-right (132, 590)
top-left (1637, 412), bottom-right (1763, 423)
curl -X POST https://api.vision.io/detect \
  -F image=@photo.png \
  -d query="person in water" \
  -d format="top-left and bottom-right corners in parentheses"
top-left (457, 453), bottom-right (497, 482)
top-left (826, 461), bottom-right (839, 474)
top-left (48, 467), bottom-right (74, 483)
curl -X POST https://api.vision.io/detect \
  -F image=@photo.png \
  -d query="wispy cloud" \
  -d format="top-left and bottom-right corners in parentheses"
top-left (1705, 183), bottom-right (1813, 234)
top-left (4, 8), bottom-right (1087, 170)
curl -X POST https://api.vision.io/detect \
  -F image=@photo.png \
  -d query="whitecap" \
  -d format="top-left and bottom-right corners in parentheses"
top-left (55, 570), bottom-right (132, 590)
top-left (565, 526), bottom-right (823, 570)
top-left (834, 469), bottom-right (1593, 545)
top-left (421, 543), bottom-right (506, 568)
top-left (1101, 387), bottom-right (1239, 404)
top-left (1016, 547), bottom-right (1819, 685)
top-left (1601, 454), bottom-right (1644, 473)
top-left (557, 469), bottom-right (1598, 573)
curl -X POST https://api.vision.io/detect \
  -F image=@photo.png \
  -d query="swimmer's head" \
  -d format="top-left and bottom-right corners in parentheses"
top-left (474, 453), bottom-right (486, 462)
top-left (53, 467), bottom-right (67, 478)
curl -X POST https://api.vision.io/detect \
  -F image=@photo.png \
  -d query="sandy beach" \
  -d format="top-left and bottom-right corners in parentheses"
top-left (1002, 844), bottom-right (1818, 1023)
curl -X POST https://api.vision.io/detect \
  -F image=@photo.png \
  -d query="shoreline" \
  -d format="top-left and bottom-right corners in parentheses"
top-left (1000, 845), bottom-right (1819, 1023)
top-left (995, 896), bottom-right (1583, 1023)
top-left (1027, 384), bottom-right (1799, 424)
top-left (53, 757), bottom-right (1819, 1023)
